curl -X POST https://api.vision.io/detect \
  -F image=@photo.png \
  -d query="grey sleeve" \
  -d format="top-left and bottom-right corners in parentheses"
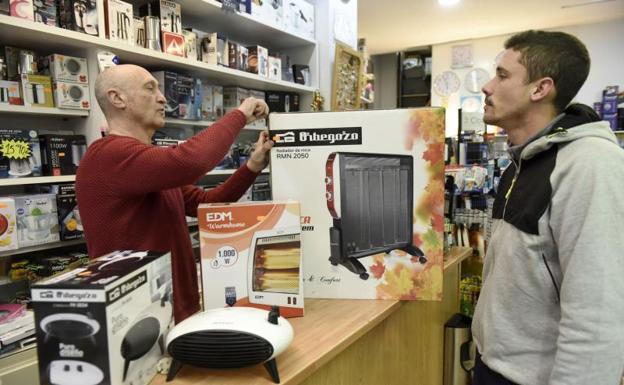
top-left (548, 139), bottom-right (624, 385)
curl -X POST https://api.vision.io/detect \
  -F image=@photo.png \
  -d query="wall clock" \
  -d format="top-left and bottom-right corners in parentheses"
top-left (433, 71), bottom-right (460, 97)
top-left (452, 44), bottom-right (473, 69)
top-left (464, 68), bottom-right (490, 94)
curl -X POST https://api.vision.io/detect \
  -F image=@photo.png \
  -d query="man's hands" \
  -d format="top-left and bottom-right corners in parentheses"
top-left (245, 131), bottom-right (274, 173)
top-left (237, 97), bottom-right (269, 124)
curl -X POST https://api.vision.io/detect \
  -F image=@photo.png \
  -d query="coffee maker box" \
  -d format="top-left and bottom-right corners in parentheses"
top-left (0, 128), bottom-right (42, 179)
top-left (53, 81), bottom-right (90, 110)
top-left (0, 80), bottom-right (23, 105)
top-left (182, 29), bottom-right (197, 60)
top-left (13, 193), bottom-right (60, 247)
top-left (46, 54), bottom-right (89, 84)
top-left (105, 0), bottom-right (134, 45)
top-left (58, 0), bottom-right (99, 36)
top-left (56, 184), bottom-right (83, 241)
top-left (0, 197), bottom-right (18, 252)
top-left (9, 0), bottom-right (34, 20)
top-left (198, 201), bottom-right (303, 317)
top-left (21, 74), bottom-right (54, 108)
top-left (33, 0), bottom-right (57, 26)
top-left (32, 250), bottom-right (173, 385)
top-left (247, 45), bottom-right (268, 77)
top-left (134, 17), bottom-right (146, 48)
top-left (40, 134), bottom-right (79, 176)
top-left (151, 71), bottom-right (178, 118)
top-left (176, 74), bottom-right (194, 120)
top-left (195, 30), bottom-right (217, 65)
top-left (140, 0), bottom-right (181, 34)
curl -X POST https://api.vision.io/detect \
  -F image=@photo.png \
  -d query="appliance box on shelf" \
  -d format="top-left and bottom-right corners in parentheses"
top-left (248, 89), bottom-right (266, 128)
top-left (195, 30), bottom-right (218, 65)
top-left (269, 108), bottom-right (446, 300)
top-left (198, 201), bottom-right (304, 317)
top-left (58, 0), bottom-right (99, 36)
top-left (105, 0), bottom-right (134, 45)
top-left (151, 71), bottom-right (178, 118)
top-left (13, 193), bottom-right (60, 247)
top-left (0, 197), bottom-right (18, 252)
top-left (0, 80), bottom-right (23, 105)
top-left (284, 0), bottom-right (314, 39)
top-left (162, 31), bottom-right (185, 57)
top-left (176, 74), bottom-right (194, 120)
top-left (182, 29), bottom-right (197, 60)
top-left (247, 45), bottom-right (268, 77)
top-left (265, 91), bottom-right (299, 113)
top-left (56, 184), bottom-right (83, 241)
top-left (46, 54), bottom-right (89, 84)
top-left (223, 87), bottom-right (249, 114)
top-left (53, 81), bottom-right (91, 110)
top-left (32, 250), bottom-right (173, 385)
top-left (268, 56), bottom-right (281, 82)
top-left (140, 0), bottom-right (181, 34)
top-left (134, 17), bottom-right (145, 48)
top-left (9, 0), bottom-right (34, 20)
top-left (33, 0), bottom-right (57, 26)
top-left (39, 134), bottom-right (84, 176)
top-left (0, 128), bottom-right (43, 179)
top-left (20, 74), bottom-right (54, 108)
top-left (200, 84), bottom-right (215, 121)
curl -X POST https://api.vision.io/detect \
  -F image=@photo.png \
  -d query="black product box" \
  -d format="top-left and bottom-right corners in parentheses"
top-left (33, 0), bottom-right (57, 26)
top-left (265, 91), bottom-right (300, 113)
top-left (40, 135), bottom-right (75, 176)
top-left (292, 64), bottom-right (310, 86)
top-left (228, 41), bottom-right (239, 70)
top-left (58, 0), bottom-right (99, 36)
top-left (151, 71), bottom-right (178, 118)
top-left (0, 0), bottom-right (9, 15)
top-left (32, 250), bottom-right (173, 385)
top-left (0, 128), bottom-right (42, 178)
top-left (56, 184), bottom-right (83, 241)
top-left (176, 74), bottom-right (193, 120)
top-left (152, 138), bottom-right (184, 147)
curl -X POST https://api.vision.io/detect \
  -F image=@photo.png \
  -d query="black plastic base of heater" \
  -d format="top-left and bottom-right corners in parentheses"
top-left (166, 358), bottom-right (282, 383)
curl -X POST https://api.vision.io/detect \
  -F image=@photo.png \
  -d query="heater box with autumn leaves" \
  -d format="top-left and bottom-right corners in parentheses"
top-left (268, 108), bottom-right (446, 301)
top-left (198, 201), bottom-right (304, 317)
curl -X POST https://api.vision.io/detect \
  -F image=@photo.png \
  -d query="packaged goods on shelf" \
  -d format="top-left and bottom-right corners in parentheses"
top-left (151, 71), bottom-right (178, 118)
top-left (198, 201), bottom-right (304, 317)
top-left (223, 86), bottom-right (249, 114)
top-left (247, 45), bottom-right (268, 77)
top-left (0, 80), bottom-right (22, 105)
top-left (52, 81), bottom-right (91, 109)
top-left (248, 89), bottom-right (266, 128)
top-left (182, 29), bottom-right (198, 60)
top-left (268, 56), bottom-right (281, 81)
top-left (284, 0), bottom-right (315, 39)
top-left (134, 17), bottom-right (146, 48)
top-left (0, 128), bottom-right (43, 179)
top-left (0, 0), bottom-right (9, 15)
top-left (292, 64), bottom-right (310, 86)
top-left (200, 84), bottom-right (215, 121)
top-left (0, 310), bottom-right (33, 336)
top-left (139, 0), bottom-right (181, 34)
top-left (194, 30), bottom-right (218, 65)
top-left (33, 0), bottom-right (57, 26)
top-left (0, 197), bottom-right (18, 251)
top-left (32, 250), bottom-right (173, 385)
top-left (39, 134), bottom-right (86, 175)
top-left (45, 54), bottom-right (88, 84)
top-left (13, 193), bottom-right (60, 247)
top-left (9, 0), bottom-right (34, 20)
top-left (265, 91), bottom-right (299, 113)
top-left (57, 0), bottom-right (99, 36)
top-left (162, 31), bottom-right (185, 57)
top-left (176, 74), bottom-right (194, 119)
top-left (104, 0), bottom-right (134, 45)
top-left (56, 184), bottom-right (83, 241)
top-left (20, 74), bottom-right (53, 108)
top-left (4, 47), bottom-right (37, 80)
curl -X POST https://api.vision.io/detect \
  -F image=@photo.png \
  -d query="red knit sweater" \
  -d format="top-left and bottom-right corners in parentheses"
top-left (76, 110), bottom-right (257, 322)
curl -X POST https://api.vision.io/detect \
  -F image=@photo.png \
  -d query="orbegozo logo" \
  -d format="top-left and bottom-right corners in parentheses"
top-left (271, 127), bottom-right (362, 147)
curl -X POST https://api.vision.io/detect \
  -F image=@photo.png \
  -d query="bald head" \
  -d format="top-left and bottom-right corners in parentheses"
top-left (94, 64), bottom-right (151, 117)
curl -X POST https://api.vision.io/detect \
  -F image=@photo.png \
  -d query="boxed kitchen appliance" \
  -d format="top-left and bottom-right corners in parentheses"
top-left (46, 54), bottom-right (89, 84)
top-left (0, 197), bottom-right (18, 252)
top-left (56, 184), bottom-right (83, 241)
top-left (0, 80), bottom-right (22, 105)
top-left (20, 74), bottom-right (53, 108)
top-left (247, 45), bottom-right (268, 77)
top-left (269, 108), bottom-right (446, 300)
top-left (39, 134), bottom-right (86, 176)
top-left (198, 201), bottom-right (303, 317)
top-left (13, 193), bottom-right (60, 247)
top-left (57, 0), bottom-right (99, 36)
top-left (52, 81), bottom-right (90, 110)
top-left (104, 0), bottom-right (134, 45)
top-left (151, 70), bottom-right (178, 117)
top-left (32, 250), bottom-right (173, 385)
top-left (0, 128), bottom-right (42, 178)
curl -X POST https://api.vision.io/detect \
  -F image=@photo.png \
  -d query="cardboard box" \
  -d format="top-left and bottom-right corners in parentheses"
top-left (57, 0), bottom-right (99, 36)
top-left (284, 0), bottom-right (314, 39)
top-left (134, 17), bottom-right (146, 48)
top-left (46, 54), bottom-right (88, 84)
top-left (151, 71), bottom-right (178, 118)
top-left (20, 74), bottom-right (53, 108)
top-left (5, 47), bottom-right (36, 80)
top-left (39, 134), bottom-right (85, 176)
top-left (9, 0), bottom-right (34, 20)
top-left (56, 184), bottom-right (83, 241)
top-left (213, 85), bottom-right (223, 119)
top-left (269, 109), bottom-right (446, 300)
top-left (265, 91), bottom-right (298, 113)
top-left (200, 84), bottom-right (215, 121)
top-left (268, 56), bottom-right (281, 81)
top-left (33, 0), bottom-right (57, 26)
top-left (223, 86), bottom-right (249, 113)
top-left (292, 64), bottom-right (310, 86)
top-left (247, 45), bottom-right (268, 77)
top-left (105, 0), bottom-right (134, 45)
top-left (176, 74), bottom-right (194, 120)
top-left (162, 31), bottom-right (185, 57)
top-left (0, 128), bottom-right (42, 178)
top-left (53, 81), bottom-right (90, 110)
top-left (0, 197), bottom-right (18, 252)
top-left (32, 250), bottom-right (173, 385)
top-left (228, 41), bottom-right (239, 70)
top-left (139, 0), bottom-right (181, 34)
top-left (182, 29), bottom-right (197, 60)
top-left (13, 193), bottom-right (60, 247)
top-left (216, 35), bottom-right (228, 67)
top-left (189, 77), bottom-right (203, 120)
top-left (195, 30), bottom-right (217, 65)
top-left (0, 80), bottom-right (23, 105)
top-left (198, 201), bottom-right (303, 317)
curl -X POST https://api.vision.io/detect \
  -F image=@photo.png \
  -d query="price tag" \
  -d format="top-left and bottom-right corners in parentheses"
top-left (221, 0), bottom-right (240, 13)
top-left (0, 139), bottom-right (31, 160)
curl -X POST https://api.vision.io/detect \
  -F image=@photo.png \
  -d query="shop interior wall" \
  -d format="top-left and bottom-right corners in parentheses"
top-left (430, 18), bottom-right (624, 137)
top-left (371, 53), bottom-right (398, 110)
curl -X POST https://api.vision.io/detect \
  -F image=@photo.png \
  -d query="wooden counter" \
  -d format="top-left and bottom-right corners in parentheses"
top-left (151, 247), bottom-right (472, 385)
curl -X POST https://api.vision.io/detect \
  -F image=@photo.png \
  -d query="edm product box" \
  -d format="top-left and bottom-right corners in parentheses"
top-left (13, 193), bottom-right (60, 247)
top-left (198, 201), bottom-right (303, 317)
top-left (20, 74), bottom-right (53, 107)
top-left (151, 71), bottom-right (178, 118)
top-left (0, 128), bottom-right (42, 178)
top-left (32, 250), bottom-right (173, 385)
top-left (0, 197), bottom-right (18, 252)
top-left (105, 0), bottom-right (134, 45)
top-left (56, 184), bottom-right (83, 241)
top-left (53, 81), bottom-right (91, 110)
top-left (269, 108), bottom-right (446, 300)
top-left (46, 54), bottom-right (89, 84)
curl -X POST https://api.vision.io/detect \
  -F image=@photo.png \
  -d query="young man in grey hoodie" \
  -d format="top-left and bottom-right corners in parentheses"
top-left (472, 30), bottom-right (624, 385)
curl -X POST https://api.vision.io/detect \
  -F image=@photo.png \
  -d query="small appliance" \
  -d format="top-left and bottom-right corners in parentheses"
top-left (48, 359), bottom-right (104, 385)
top-left (39, 313), bottom-right (100, 344)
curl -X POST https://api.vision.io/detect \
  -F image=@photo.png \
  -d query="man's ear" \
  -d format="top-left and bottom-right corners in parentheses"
top-left (107, 88), bottom-right (127, 110)
top-left (530, 77), bottom-right (555, 103)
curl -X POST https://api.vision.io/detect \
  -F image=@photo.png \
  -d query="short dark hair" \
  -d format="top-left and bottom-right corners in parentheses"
top-left (505, 30), bottom-right (590, 113)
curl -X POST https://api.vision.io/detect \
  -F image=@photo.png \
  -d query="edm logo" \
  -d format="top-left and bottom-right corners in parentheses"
top-left (271, 132), bottom-right (295, 143)
top-left (206, 212), bottom-right (233, 222)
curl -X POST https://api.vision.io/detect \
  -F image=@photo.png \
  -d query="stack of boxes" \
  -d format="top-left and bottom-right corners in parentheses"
top-left (47, 54), bottom-right (91, 110)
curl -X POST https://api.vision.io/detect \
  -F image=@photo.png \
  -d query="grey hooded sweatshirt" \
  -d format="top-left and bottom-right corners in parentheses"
top-left (472, 104), bottom-right (624, 385)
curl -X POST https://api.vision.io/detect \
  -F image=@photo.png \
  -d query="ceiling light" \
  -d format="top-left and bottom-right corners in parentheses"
top-left (439, 0), bottom-right (460, 6)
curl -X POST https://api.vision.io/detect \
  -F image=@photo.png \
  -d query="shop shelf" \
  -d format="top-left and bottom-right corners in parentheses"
top-left (0, 239), bottom-right (86, 259)
top-left (0, 176), bottom-right (76, 187)
top-left (0, 104), bottom-right (89, 117)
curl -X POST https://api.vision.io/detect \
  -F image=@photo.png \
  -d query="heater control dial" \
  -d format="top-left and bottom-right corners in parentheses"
top-left (324, 176), bottom-right (332, 185)
top-left (325, 192), bottom-right (332, 201)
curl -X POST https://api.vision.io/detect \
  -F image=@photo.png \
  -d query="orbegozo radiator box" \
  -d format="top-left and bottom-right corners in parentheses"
top-left (31, 250), bottom-right (173, 385)
top-left (269, 108), bottom-right (446, 301)
top-left (198, 201), bottom-right (304, 318)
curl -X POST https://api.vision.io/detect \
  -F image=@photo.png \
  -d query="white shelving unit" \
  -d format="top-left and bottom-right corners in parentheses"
top-left (0, 239), bottom-right (86, 258)
top-left (0, 176), bottom-right (76, 187)
top-left (0, 104), bottom-right (89, 118)
top-left (164, 118), bottom-right (264, 131)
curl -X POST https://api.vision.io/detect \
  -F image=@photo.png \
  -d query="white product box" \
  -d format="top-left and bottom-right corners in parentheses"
top-left (284, 0), bottom-right (314, 39)
top-left (47, 54), bottom-right (89, 84)
top-left (53, 81), bottom-right (91, 110)
top-left (105, 0), bottom-right (134, 45)
top-left (134, 17), bottom-right (145, 48)
top-left (194, 30), bottom-right (217, 65)
top-left (248, 89), bottom-right (266, 128)
top-left (223, 86), bottom-right (249, 113)
top-left (9, 0), bottom-right (34, 20)
top-left (198, 201), bottom-right (303, 317)
top-left (268, 56), bottom-right (281, 81)
top-left (182, 29), bottom-right (197, 60)
top-left (13, 193), bottom-right (60, 247)
top-left (159, 0), bottom-right (181, 34)
top-left (0, 197), bottom-right (18, 251)
top-left (247, 45), bottom-right (268, 77)
top-left (269, 108), bottom-right (446, 300)
top-left (32, 250), bottom-right (173, 385)
top-left (213, 85), bottom-right (223, 119)
top-left (0, 80), bottom-right (22, 105)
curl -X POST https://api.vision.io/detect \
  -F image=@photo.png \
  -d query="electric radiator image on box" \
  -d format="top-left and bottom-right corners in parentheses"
top-left (325, 152), bottom-right (427, 279)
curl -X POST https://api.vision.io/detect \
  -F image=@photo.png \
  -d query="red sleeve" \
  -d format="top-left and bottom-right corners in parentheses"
top-left (182, 164), bottom-right (259, 217)
top-left (105, 110), bottom-right (247, 195)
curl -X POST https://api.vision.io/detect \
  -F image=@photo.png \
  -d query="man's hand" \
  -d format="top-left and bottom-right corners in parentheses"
top-left (246, 131), bottom-right (274, 173)
top-left (237, 97), bottom-right (269, 124)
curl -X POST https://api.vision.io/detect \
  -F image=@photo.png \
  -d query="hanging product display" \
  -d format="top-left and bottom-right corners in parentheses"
top-left (269, 108), bottom-right (446, 300)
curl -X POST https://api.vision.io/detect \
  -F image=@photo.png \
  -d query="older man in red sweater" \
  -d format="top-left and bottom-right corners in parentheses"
top-left (76, 64), bottom-right (272, 322)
